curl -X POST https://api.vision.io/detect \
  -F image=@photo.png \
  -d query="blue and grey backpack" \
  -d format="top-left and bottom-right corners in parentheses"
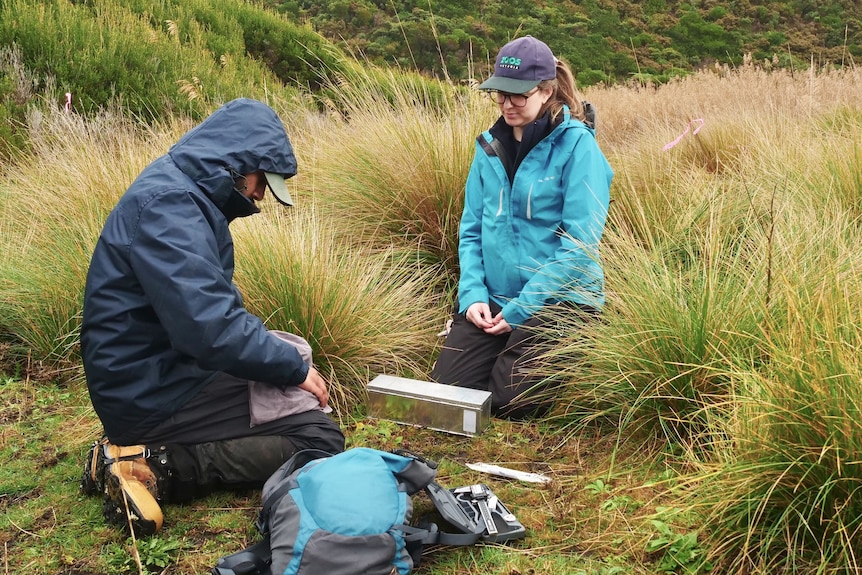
top-left (212, 447), bottom-right (525, 575)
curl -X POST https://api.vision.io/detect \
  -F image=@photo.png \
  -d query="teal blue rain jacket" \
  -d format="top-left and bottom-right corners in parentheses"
top-left (457, 107), bottom-right (613, 327)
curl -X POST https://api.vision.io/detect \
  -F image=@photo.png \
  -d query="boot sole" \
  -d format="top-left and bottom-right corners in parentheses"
top-left (80, 443), bottom-right (98, 495)
top-left (103, 466), bottom-right (164, 536)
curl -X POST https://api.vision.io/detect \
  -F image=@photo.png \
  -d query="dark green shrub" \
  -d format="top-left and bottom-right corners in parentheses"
top-left (0, 0), bottom-right (343, 122)
top-left (577, 69), bottom-right (608, 87)
top-left (0, 103), bottom-right (27, 162)
top-left (0, 43), bottom-right (36, 160)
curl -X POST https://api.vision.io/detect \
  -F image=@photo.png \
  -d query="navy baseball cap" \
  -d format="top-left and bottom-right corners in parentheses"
top-left (478, 36), bottom-right (556, 94)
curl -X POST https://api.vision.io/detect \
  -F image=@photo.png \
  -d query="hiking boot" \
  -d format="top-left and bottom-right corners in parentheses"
top-left (102, 454), bottom-right (164, 536)
top-left (82, 440), bottom-right (164, 536)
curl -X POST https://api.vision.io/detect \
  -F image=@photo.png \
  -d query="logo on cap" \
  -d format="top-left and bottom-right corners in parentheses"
top-left (500, 56), bottom-right (522, 68)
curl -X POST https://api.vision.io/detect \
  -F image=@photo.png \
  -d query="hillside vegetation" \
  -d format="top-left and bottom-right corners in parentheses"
top-left (0, 0), bottom-right (462, 160)
top-left (0, 0), bottom-right (349, 119)
top-left (2, 0), bottom-right (859, 139)
top-left (275, 0), bottom-right (862, 85)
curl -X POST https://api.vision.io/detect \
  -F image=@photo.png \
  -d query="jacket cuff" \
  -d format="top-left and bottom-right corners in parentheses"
top-left (286, 362), bottom-right (310, 388)
top-left (501, 303), bottom-right (529, 328)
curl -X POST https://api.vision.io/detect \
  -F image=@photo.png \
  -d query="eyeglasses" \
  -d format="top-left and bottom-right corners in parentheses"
top-left (491, 89), bottom-right (538, 107)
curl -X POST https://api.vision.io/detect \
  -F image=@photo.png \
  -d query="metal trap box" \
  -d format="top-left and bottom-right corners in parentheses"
top-left (366, 375), bottom-right (492, 437)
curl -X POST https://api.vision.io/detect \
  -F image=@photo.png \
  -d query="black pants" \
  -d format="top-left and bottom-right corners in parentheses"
top-left (136, 373), bottom-right (345, 500)
top-left (432, 301), bottom-right (597, 419)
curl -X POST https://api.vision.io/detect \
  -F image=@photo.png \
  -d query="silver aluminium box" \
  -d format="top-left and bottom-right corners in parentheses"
top-left (367, 375), bottom-right (492, 437)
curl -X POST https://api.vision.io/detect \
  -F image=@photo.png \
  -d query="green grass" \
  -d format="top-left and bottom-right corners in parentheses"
top-left (0, 372), bottom-right (669, 575)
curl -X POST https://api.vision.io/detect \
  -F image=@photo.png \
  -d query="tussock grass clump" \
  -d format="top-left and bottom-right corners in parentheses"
top-left (231, 208), bottom-right (446, 417)
top-left (546, 61), bottom-right (862, 443)
top-left (696, 291), bottom-right (862, 571)
top-left (292, 68), bottom-right (495, 290)
top-left (688, 201), bottom-right (862, 573)
top-left (0, 106), bottom-right (178, 366)
top-left (537, 204), bottom-right (766, 449)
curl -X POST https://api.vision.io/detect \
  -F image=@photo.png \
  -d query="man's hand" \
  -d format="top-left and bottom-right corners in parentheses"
top-left (298, 366), bottom-right (330, 408)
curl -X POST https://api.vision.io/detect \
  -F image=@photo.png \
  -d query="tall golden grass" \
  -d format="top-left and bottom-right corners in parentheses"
top-left (0, 108), bottom-right (182, 367)
top-left (291, 67), bottom-right (493, 291)
top-left (231, 208), bottom-right (446, 417)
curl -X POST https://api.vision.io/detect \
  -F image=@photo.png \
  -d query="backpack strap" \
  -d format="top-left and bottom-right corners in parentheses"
top-left (478, 135), bottom-right (513, 182)
top-left (397, 523), bottom-right (484, 547)
top-left (210, 536), bottom-right (272, 575)
top-left (214, 450), bottom-right (336, 575)
top-left (393, 478), bottom-right (487, 568)
top-left (583, 100), bottom-right (597, 130)
top-left (396, 521), bottom-right (483, 569)
top-left (256, 479), bottom-right (295, 534)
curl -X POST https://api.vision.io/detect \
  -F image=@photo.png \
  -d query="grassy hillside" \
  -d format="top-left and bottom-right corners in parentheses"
top-left (272, 0), bottom-right (861, 85)
top-left (0, 0), bottom-right (350, 122)
top-left (0, 0), bottom-right (459, 161)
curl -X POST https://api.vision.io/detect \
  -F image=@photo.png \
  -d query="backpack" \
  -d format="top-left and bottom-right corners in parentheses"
top-left (211, 447), bottom-right (525, 575)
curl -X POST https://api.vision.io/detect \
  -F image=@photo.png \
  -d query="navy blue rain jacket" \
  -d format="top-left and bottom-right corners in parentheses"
top-left (81, 98), bottom-right (307, 445)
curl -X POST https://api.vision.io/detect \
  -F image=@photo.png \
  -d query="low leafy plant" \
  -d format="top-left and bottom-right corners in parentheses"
top-left (585, 478), bottom-right (613, 496)
top-left (645, 507), bottom-right (712, 575)
top-left (104, 536), bottom-right (185, 574)
top-left (601, 495), bottom-right (640, 512)
top-left (346, 418), bottom-right (404, 449)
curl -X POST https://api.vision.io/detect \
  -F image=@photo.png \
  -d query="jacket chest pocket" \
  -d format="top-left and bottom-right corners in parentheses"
top-left (520, 176), bottom-right (563, 224)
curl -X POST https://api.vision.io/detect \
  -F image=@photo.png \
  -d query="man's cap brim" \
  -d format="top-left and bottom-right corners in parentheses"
top-left (477, 76), bottom-right (541, 94)
top-left (264, 172), bottom-right (294, 206)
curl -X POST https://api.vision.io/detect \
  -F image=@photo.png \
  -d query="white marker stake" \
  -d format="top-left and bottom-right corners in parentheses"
top-left (466, 462), bottom-right (551, 484)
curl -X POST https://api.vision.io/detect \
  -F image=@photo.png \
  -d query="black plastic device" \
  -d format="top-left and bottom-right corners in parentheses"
top-left (425, 482), bottom-right (526, 543)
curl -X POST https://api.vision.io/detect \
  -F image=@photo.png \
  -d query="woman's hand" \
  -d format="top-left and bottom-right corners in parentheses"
top-left (466, 302), bottom-right (513, 335)
top-left (465, 302), bottom-right (494, 329)
top-left (484, 316), bottom-right (512, 335)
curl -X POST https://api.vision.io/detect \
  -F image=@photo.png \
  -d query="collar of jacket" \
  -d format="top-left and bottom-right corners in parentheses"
top-left (482, 105), bottom-right (569, 182)
top-left (221, 188), bottom-right (261, 221)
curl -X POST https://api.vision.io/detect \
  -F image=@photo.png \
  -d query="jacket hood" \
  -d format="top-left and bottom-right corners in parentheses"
top-left (168, 98), bottom-right (297, 218)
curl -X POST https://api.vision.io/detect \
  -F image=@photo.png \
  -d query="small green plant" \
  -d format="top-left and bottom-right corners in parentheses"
top-left (585, 478), bottom-right (612, 495)
top-left (601, 494), bottom-right (641, 512)
top-left (646, 507), bottom-right (712, 574)
top-left (491, 428), bottom-right (532, 446)
top-left (347, 418), bottom-right (404, 449)
top-left (104, 536), bottom-right (184, 574)
top-left (573, 563), bottom-right (627, 575)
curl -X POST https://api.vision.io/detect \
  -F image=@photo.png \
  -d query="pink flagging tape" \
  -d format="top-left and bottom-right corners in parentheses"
top-left (663, 118), bottom-right (704, 151)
